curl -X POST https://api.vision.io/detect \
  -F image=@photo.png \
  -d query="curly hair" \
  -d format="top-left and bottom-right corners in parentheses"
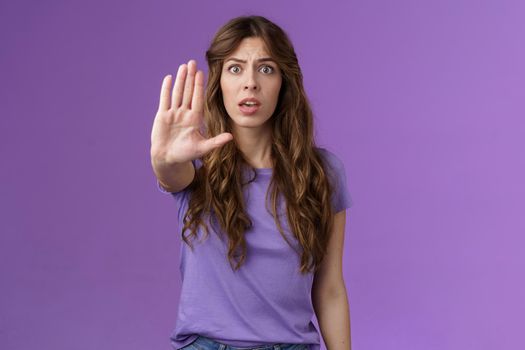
top-left (180, 15), bottom-right (338, 275)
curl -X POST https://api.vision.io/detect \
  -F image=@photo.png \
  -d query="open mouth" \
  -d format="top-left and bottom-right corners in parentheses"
top-left (239, 101), bottom-right (259, 107)
top-left (238, 102), bottom-right (260, 115)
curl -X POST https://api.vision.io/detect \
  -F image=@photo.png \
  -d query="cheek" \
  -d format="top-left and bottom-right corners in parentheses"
top-left (220, 78), bottom-right (235, 105)
top-left (270, 81), bottom-right (282, 104)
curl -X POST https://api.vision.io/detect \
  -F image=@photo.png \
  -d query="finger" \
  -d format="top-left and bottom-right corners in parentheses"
top-left (182, 60), bottom-right (197, 108)
top-left (171, 64), bottom-right (187, 109)
top-left (158, 74), bottom-right (172, 111)
top-left (198, 133), bottom-right (234, 154)
top-left (191, 70), bottom-right (205, 113)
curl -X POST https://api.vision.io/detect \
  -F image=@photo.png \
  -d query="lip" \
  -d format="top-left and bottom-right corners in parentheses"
top-left (238, 97), bottom-right (261, 106)
top-left (238, 97), bottom-right (261, 116)
top-left (238, 103), bottom-right (260, 115)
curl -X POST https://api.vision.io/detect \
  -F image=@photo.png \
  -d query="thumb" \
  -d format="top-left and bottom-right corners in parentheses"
top-left (199, 133), bottom-right (233, 154)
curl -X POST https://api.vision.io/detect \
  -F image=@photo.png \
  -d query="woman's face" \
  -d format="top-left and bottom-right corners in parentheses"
top-left (220, 37), bottom-right (282, 130)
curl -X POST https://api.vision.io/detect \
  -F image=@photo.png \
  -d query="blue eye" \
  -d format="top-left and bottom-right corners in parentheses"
top-left (228, 65), bottom-right (241, 73)
top-left (226, 64), bottom-right (275, 74)
top-left (260, 65), bottom-right (274, 74)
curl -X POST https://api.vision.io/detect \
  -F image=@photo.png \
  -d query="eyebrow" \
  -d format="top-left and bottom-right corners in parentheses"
top-left (225, 57), bottom-right (276, 64)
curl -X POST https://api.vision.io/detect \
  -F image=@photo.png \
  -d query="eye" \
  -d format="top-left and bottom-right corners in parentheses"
top-left (260, 65), bottom-right (274, 74)
top-left (227, 65), bottom-right (241, 74)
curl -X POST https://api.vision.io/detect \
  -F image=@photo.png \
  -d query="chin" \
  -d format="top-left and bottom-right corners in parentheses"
top-left (234, 119), bottom-right (265, 127)
top-left (231, 115), bottom-right (272, 128)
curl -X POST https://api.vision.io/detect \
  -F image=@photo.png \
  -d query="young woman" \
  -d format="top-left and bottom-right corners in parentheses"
top-left (151, 15), bottom-right (353, 350)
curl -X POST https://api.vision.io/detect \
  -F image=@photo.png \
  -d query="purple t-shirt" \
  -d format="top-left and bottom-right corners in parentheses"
top-left (156, 147), bottom-right (353, 350)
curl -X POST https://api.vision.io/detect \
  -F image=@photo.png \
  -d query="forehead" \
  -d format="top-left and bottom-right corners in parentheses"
top-left (227, 37), bottom-right (270, 59)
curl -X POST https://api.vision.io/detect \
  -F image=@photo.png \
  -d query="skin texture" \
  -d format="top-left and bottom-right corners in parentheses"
top-left (220, 37), bottom-right (282, 168)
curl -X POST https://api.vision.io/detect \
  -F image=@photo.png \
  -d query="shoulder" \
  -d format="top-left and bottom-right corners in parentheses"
top-left (315, 147), bottom-right (353, 211)
top-left (315, 147), bottom-right (346, 174)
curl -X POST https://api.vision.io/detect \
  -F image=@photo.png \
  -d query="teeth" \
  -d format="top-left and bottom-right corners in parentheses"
top-left (243, 101), bottom-right (257, 106)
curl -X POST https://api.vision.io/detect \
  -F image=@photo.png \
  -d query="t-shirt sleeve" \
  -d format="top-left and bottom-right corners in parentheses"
top-left (319, 148), bottom-right (354, 213)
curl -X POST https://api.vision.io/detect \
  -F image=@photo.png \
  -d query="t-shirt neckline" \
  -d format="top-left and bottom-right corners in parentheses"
top-left (253, 167), bottom-right (273, 175)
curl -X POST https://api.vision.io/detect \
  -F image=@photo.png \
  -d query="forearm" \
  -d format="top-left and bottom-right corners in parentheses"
top-left (151, 157), bottom-right (195, 192)
top-left (313, 289), bottom-right (352, 350)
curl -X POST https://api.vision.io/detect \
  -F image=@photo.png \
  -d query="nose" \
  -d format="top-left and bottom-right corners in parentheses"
top-left (243, 69), bottom-right (258, 91)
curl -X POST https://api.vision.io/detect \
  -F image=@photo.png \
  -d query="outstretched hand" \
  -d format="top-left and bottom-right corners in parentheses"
top-left (150, 60), bottom-right (233, 165)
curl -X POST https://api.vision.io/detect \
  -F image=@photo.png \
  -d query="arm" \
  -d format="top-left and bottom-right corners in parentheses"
top-left (312, 210), bottom-right (352, 350)
top-left (152, 157), bottom-right (195, 193)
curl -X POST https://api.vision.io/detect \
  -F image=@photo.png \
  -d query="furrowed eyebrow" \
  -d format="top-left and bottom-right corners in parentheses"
top-left (225, 57), bottom-right (276, 64)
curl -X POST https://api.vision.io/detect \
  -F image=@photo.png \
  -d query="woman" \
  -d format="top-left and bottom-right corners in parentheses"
top-left (151, 15), bottom-right (353, 350)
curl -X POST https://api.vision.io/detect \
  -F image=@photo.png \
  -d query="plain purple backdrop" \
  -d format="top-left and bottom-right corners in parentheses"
top-left (1, 1), bottom-right (524, 349)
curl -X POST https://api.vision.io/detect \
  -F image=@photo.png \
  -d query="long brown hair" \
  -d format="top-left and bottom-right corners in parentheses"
top-left (180, 15), bottom-right (337, 274)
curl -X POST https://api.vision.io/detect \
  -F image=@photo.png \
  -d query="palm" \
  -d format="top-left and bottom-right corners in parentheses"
top-left (150, 60), bottom-right (233, 165)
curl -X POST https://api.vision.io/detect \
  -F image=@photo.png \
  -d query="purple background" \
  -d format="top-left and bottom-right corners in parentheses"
top-left (1, 1), bottom-right (524, 349)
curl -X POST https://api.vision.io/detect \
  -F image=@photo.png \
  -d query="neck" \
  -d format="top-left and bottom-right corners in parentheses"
top-left (232, 124), bottom-right (273, 168)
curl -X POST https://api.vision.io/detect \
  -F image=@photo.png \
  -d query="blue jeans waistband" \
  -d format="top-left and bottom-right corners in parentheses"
top-left (193, 335), bottom-right (309, 350)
